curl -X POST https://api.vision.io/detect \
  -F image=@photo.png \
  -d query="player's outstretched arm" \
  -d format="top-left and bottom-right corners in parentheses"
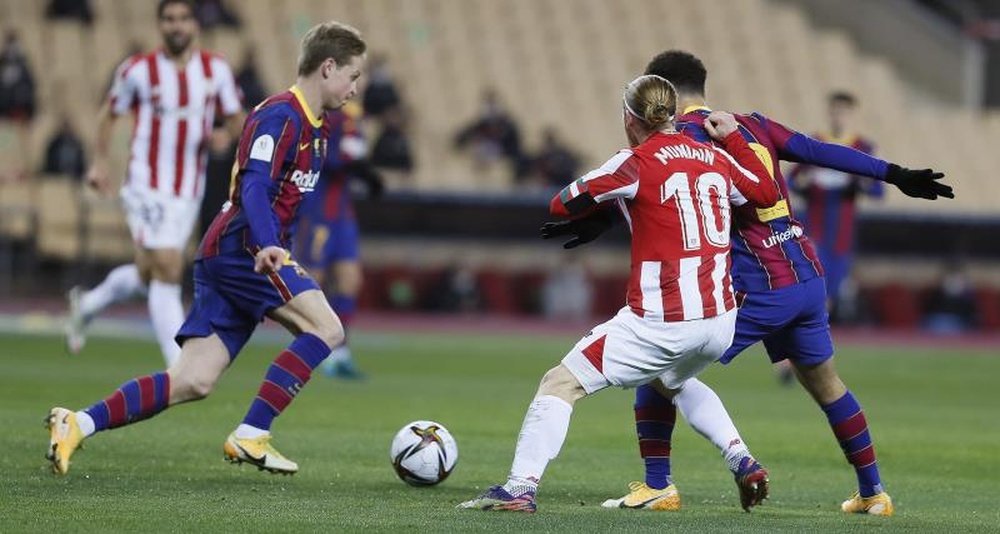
top-left (705, 112), bottom-right (779, 208)
top-left (540, 207), bottom-right (619, 249)
top-left (85, 102), bottom-right (118, 195)
top-left (549, 151), bottom-right (639, 218)
top-left (760, 114), bottom-right (954, 200)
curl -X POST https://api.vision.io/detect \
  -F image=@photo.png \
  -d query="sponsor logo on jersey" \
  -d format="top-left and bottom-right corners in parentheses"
top-left (290, 169), bottom-right (320, 192)
top-left (761, 224), bottom-right (803, 249)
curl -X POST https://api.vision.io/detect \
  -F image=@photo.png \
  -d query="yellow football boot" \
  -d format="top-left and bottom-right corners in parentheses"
top-left (601, 481), bottom-right (681, 511)
top-left (223, 432), bottom-right (298, 474)
top-left (841, 491), bottom-right (894, 517)
top-left (45, 407), bottom-right (85, 475)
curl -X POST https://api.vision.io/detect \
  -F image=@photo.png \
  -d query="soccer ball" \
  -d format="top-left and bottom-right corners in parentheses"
top-left (390, 420), bottom-right (458, 486)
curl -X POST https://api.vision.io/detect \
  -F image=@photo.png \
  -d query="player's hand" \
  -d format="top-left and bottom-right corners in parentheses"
top-left (884, 163), bottom-right (954, 200)
top-left (704, 111), bottom-right (739, 140)
top-left (540, 211), bottom-right (617, 249)
top-left (85, 159), bottom-right (112, 195)
top-left (254, 246), bottom-right (287, 274)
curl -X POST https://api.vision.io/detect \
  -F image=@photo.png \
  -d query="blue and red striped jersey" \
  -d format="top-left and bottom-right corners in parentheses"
top-left (677, 107), bottom-right (824, 292)
top-left (198, 86), bottom-right (330, 258)
top-left (789, 133), bottom-right (883, 255)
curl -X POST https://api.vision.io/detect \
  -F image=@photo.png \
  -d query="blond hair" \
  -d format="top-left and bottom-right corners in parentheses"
top-left (623, 74), bottom-right (677, 130)
top-left (297, 21), bottom-right (366, 75)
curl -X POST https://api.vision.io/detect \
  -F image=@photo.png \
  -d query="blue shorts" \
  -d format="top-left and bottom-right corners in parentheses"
top-left (296, 218), bottom-right (360, 269)
top-left (819, 250), bottom-right (852, 301)
top-left (720, 276), bottom-right (834, 367)
top-left (175, 253), bottom-right (320, 358)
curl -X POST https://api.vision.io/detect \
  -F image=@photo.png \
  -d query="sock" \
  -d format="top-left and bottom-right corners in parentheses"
top-left (671, 378), bottom-right (750, 473)
top-left (75, 411), bottom-right (96, 437)
top-left (822, 391), bottom-right (883, 497)
top-left (327, 294), bottom-right (356, 364)
top-left (241, 333), bottom-right (331, 431)
top-left (79, 264), bottom-right (146, 318)
top-left (148, 280), bottom-right (184, 366)
top-left (234, 423), bottom-right (269, 439)
top-left (634, 384), bottom-right (675, 489)
top-left (81, 372), bottom-right (170, 434)
top-left (507, 395), bottom-right (573, 488)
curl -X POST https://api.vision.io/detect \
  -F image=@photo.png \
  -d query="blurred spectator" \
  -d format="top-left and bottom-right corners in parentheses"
top-left (362, 54), bottom-right (402, 119)
top-left (528, 127), bottom-right (580, 188)
top-left (429, 263), bottom-right (481, 313)
top-left (235, 45), bottom-right (267, 110)
top-left (371, 106), bottom-right (414, 174)
top-left (923, 262), bottom-right (979, 333)
top-left (194, 0), bottom-right (240, 29)
top-left (454, 89), bottom-right (522, 171)
top-left (46, 0), bottom-right (94, 25)
top-left (0, 30), bottom-right (36, 122)
top-left (199, 128), bottom-right (237, 236)
top-left (42, 115), bottom-right (86, 180)
top-left (542, 257), bottom-right (592, 320)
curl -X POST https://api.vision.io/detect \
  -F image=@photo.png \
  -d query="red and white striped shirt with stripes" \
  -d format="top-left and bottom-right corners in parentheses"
top-left (109, 48), bottom-right (242, 199)
top-left (551, 131), bottom-right (778, 322)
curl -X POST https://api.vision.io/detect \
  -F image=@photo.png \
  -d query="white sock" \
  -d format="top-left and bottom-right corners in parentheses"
top-left (327, 344), bottom-right (352, 364)
top-left (148, 280), bottom-right (184, 366)
top-left (80, 264), bottom-right (146, 318)
top-left (671, 377), bottom-right (751, 473)
top-left (234, 423), bottom-right (269, 439)
top-left (75, 411), bottom-right (96, 437)
top-left (507, 395), bottom-right (573, 488)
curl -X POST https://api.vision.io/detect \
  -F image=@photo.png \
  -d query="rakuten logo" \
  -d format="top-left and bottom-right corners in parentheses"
top-left (290, 169), bottom-right (320, 192)
top-left (762, 225), bottom-right (803, 249)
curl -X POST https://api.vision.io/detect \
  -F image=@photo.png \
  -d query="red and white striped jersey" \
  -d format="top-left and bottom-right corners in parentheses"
top-left (109, 49), bottom-right (242, 199)
top-left (551, 131), bottom-right (778, 322)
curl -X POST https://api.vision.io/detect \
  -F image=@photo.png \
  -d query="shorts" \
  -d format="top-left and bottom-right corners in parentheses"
top-left (296, 217), bottom-right (360, 269)
top-left (818, 249), bottom-right (852, 301)
top-left (720, 276), bottom-right (834, 367)
top-left (175, 252), bottom-right (320, 358)
top-left (121, 186), bottom-right (201, 250)
top-left (562, 307), bottom-right (738, 394)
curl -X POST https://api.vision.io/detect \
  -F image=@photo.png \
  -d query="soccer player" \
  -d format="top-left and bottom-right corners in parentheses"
top-left (547, 50), bottom-right (951, 516)
top-left (45, 21), bottom-right (367, 476)
top-left (66, 0), bottom-right (244, 366)
top-left (294, 103), bottom-right (383, 379)
top-left (788, 91), bottom-right (883, 311)
top-left (459, 74), bottom-right (779, 513)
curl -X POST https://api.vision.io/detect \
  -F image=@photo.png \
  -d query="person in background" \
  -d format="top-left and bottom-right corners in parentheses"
top-left (46, 0), bottom-right (94, 24)
top-left (454, 88), bottom-right (523, 174)
top-left (528, 127), bottom-right (580, 188)
top-left (788, 91), bottom-right (883, 319)
top-left (42, 114), bottom-right (86, 180)
top-left (235, 44), bottom-right (267, 110)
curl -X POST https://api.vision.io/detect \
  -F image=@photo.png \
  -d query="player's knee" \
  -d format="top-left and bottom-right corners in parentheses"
top-left (537, 365), bottom-right (584, 403)
top-left (170, 371), bottom-right (217, 401)
top-left (309, 320), bottom-right (345, 349)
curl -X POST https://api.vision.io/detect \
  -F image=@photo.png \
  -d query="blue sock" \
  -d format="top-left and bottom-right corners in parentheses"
top-left (822, 391), bottom-right (883, 497)
top-left (329, 294), bottom-right (356, 334)
top-left (83, 372), bottom-right (170, 433)
top-left (242, 333), bottom-right (330, 431)
top-left (634, 384), bottom-right (675, 490)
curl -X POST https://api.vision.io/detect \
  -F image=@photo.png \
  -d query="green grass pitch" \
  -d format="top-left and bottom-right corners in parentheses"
top-left (2, 330), bottom-right (998, 532)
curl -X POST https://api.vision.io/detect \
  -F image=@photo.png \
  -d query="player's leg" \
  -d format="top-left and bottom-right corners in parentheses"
top-left (225, 283), bottom-right (344, 474)
top-left (65, 263), bottom-right (148, 354)
top-left (46, 334), bottom-right (231, 474)
top-left (145, 246), bottom-right (186, 367)
top-left (323, 258), bottom-right (363, 378)
top-left (458, 363), bottom-right (584, 513)
top-left (771, 277), bottom-right (892, 515)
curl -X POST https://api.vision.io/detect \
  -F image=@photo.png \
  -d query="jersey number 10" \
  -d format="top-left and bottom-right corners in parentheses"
top-left (659, 171), bottom-right (731, 251)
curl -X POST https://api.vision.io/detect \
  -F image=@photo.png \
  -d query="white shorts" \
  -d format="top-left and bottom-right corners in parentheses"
top-left (120, 186), bottom-right (201, 250)
top-left (562, 307), bottom-right (738, 394)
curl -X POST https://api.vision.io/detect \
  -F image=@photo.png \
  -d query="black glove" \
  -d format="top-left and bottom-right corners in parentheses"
top-left (884, 163), bottom-right (953, 200)
top-left (540, 210), bottom-right (617, 249)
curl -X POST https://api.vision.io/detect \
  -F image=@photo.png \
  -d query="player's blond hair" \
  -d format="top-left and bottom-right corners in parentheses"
top-left (297, 21), bottom-right (366, 76)
top-left (623, 75), bottom-right (677, 130)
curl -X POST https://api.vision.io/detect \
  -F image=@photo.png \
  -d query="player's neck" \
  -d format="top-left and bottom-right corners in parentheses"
top-left (163, 46), bottom-right (194, 67)
top-left (294, 76), bottom-right (325, 119)
top-left (677, 94), bottom-right (708, 114)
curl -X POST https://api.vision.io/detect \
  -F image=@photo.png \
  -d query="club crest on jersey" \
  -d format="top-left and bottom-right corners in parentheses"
top-left (290, 169), bottom-right (320, 192)
top-left (762, 225), bottom-right (803, 249)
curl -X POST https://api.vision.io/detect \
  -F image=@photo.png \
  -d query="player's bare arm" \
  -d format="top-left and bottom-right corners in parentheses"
top-left (85, 102), bottom-right (117, 195)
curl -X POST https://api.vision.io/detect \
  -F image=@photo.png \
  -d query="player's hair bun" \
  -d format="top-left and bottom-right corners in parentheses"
top-left (624, 74), bottom-right (677, 130)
